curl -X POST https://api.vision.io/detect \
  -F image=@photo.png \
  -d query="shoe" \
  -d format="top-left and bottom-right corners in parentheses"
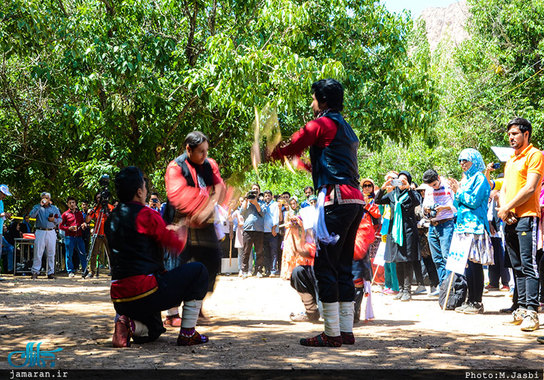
top-left (256, 272), bottom-right (263, 278)
top-left (503, 308), bottom-right (527, 326)
top-left (539, 303), bottom-right (544, 313)
top-left (238, 270), bottom-right (243, 277)
top-left (413, 285), bottom-right (427, 295)
top-left (31, 273), bottom-right (38, 280)
top-left (163, 314), bottom-right (182, 328)
top-left (112, 315), bottom-right (132, 348)
top-left (68, 273), bottom-right (75, 278)
top-left (429, 288), bottom-right (440, 297)
top-left (500, 285), bottom-right (510, 292)
top-left (464, 302), bottom-right (484, 314)
top-left (383, 288), bottom-right (398, 295)
top-left (289, 312), bottom-right (320, 322)
top-left (455, 302), bottom-right (470, 313)
top-left (520, 310), bottom-right (540, 331)
top-left (47, 274), bottom-right (55, 279)
top-left (500, 306), bottom-right (517, 313)
top-left (537, 336), bottom-right (544, 344)
top-left (300, 332), bottom-right (342, 347)
top-left (400, 292), bottom-right (412, 302)
top-left (340, 332), bottom-right (355, 345)
top-left (242, 272), bottom-right (249, 279)
top-left (85, 273), bottom-right (94, 279)
top-left (393, 291), bottom-right (403, 300)
top-left (176, 330), bottom-right (209, 346)
top-left (485, 284), bottom-right (499, 291)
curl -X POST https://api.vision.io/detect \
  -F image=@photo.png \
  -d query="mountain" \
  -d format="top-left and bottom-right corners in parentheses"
top-left (420, 0), bottom-right (470, 52)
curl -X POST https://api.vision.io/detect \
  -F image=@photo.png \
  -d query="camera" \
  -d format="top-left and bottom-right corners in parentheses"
top-left (391, 179), bottom-right (403, 187)
top-left (98, 174), bottom-right (111, 215)
top-left (428, 204), bottom-right (439, 218)
top-left (246, 190), bottom-right (257, 200)
top-left (492, 162), bottom-right (501, 170)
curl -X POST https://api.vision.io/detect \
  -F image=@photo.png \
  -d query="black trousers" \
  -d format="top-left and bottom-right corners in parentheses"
top-left (113, 262), bottom-right (208, 343)
top-left (290, 265), bottom-right (318, 300)
top-left (504, 217), bottom-right (540, 311)
top-left (314, 203), bottom-right (363, 303)
top-left (395, 261), bottom-right (413, 293)
top-left (465, 261), bottom-right (484, 303)
top-left (242, 230), bottom-right (264, 273)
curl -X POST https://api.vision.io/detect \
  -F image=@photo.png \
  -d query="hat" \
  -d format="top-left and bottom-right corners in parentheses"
top-left (0, 185), bottom-right (12, 196)
top-left (309, 195), bottom-right (317, 202)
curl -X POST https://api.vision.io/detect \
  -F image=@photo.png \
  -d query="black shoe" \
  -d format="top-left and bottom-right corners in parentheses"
top-left (31, 273), bottom-right (38, 280)
top-left (500, 306), bottom-right (517, 313)
top-left (47, 274), bottom-right (55, 279)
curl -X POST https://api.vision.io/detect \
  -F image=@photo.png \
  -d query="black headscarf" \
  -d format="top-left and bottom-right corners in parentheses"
top-left (398, 171), bottom-right (412, 195)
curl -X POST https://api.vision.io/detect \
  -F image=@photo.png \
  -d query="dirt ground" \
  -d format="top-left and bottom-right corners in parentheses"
top-left (0, 273), bottom-right (543, 370)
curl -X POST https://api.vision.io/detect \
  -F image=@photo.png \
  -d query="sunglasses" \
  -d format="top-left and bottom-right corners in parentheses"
top-left (362, 184), bottom-right (373, 188)
top-left (458, 159), bottom-right (468, 164)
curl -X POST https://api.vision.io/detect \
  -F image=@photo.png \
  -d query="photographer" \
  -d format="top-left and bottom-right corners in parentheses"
top-left (241, 183), bottom-right (265, 277)
top-left (85, 191), bottom-right (115, 279)
top-left (421, 169), bottom-right (456, 289)
top-left (148, 192), bottom-right (161, 212)
top-left (29, 192), bottom-right (62, 279)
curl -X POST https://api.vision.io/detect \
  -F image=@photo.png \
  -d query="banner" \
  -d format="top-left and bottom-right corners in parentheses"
top-left (373, 241), bottom-right (386, 267)
top-left (445, 233), bottom-right (472, 274)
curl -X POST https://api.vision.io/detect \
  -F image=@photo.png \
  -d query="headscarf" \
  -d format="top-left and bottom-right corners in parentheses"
top-left (458, 148), bottom-right (485, 178)
top-left (398, 171), bottom-right (413, 185)
top-left (391, 171), bottom-right (412, 246)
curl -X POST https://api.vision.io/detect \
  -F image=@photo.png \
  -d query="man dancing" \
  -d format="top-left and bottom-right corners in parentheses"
top-left (164, 131), bottom-right (226, 323)
top-left (271, 79), bottom-right (364, 347)
top-left (106, 166), bottom-right (209, 347)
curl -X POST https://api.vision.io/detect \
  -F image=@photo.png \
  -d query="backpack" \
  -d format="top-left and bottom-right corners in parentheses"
top-left (438, 273), bottom-right (467, 310)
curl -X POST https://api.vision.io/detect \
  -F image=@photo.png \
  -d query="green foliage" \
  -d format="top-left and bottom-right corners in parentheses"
top-left (0, 0), bottom-right (437, 214)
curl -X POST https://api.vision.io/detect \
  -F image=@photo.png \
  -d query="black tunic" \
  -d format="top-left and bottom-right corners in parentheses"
top-left (375, 188), bottom-right (421, 263)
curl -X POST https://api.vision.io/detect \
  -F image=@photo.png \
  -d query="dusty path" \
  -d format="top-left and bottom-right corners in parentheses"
top-left (0, 274), bottom-right (542, 370)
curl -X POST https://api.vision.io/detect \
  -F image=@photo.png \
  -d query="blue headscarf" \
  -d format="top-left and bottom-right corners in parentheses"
top-left (458, 148), bottom-right (485, 178)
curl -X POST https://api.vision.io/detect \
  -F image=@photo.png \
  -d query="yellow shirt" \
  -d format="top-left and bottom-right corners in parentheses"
top-left (503, 144), bottom-right (544, 218)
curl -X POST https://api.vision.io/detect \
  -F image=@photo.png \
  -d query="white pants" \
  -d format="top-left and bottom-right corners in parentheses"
top-left (32, 230), bottom-right (57, 275)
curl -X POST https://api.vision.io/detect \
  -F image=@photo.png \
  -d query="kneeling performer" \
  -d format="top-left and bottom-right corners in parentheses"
top-left (106, 166), bottom-right (209, 347)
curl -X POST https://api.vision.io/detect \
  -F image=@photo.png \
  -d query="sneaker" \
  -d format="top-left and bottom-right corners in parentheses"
top-left (455, 302), bottom-right (470, 313)
top-left (429, 287), bottom-right (440, 297)
top-left (112, 315), bottom-right (132, 348)
top-left (500, 285), bottom-right (510, 292)
top-left (289, 312), bottom-right (320, 322)
top-left (68, 273), bottom-right (75, 278)
top-left (520, 310), bottom-right (540, 331)
top-left (163, 314), bottom-right (182, 328)
top-left (47, 274), bottom-right (55, 279)
top-left (383, 288), bottom-right (398, 295)
top-left (31, 273), bottom-right (38, 280)
top-left (85, 273), bottom-right (94, 279)
top-left (393, 291), bottom-right (403, 300)
top-left (413, 285), bottom-right (427, 295)
top-left (500, 306), bottom-right (517, 313)
top-left (503, 308), bottom-right (527, 326)
top-left (256, 272), bottom-right (263, 278)
top-left (485, 284), bottom-right (499, 291)
top-left (242, 272), bottom-right (249, 279)
top-left (400, 292), bottom-right (411, 302)
top-left (537, 336), bottom-right (544, 344)
top-left (238, 270), bottom-right (243, 278)
top-left (464, 302), bottom-right (484, 314)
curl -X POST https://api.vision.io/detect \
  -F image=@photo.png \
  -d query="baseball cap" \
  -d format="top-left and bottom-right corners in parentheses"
top-left (0, 184), bottom-right (12, 196)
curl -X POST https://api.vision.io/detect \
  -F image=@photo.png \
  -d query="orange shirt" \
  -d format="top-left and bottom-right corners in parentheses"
top-left (88, 204), bottom-right (115, 235)
top-left (503, 144), bottom-right (544, 218)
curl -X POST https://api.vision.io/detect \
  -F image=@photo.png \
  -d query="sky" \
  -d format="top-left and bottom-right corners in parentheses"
top-left (381, 0), bottom-right (460, 19)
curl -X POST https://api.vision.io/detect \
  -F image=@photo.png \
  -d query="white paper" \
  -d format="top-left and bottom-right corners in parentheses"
top-left (299, 206), bottom-right (317, 230)
top-left (373, 241), bottom-right (386, 267)
top-left (445, 234), bottom-right (472, 274)
top-left (491, 146), bottom-right (515, 163)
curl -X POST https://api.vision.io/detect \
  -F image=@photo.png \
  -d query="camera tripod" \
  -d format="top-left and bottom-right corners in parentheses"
top-left (83, 206), bottom-right (111, 278)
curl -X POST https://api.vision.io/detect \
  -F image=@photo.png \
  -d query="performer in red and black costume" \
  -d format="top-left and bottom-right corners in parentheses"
top-left (271, 79), bottom-right (364, 347)
top-left (164, 131), bottom-right (226, 321)
top-left (106, 166), bottom-right (209, 347)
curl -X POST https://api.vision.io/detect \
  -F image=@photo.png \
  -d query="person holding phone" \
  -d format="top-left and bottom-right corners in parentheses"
top-left (29, 192), bottom-right (62, 279)
top-left (148, 193), bottom-right (161, 212)
top-left (375, 171), bottom-right (422, 301)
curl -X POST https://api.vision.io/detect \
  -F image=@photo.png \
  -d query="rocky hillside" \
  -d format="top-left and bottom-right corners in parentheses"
top-left (420, 0), bottom-right (470, 52)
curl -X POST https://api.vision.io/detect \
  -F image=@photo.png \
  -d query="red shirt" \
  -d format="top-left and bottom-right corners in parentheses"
top-left (60, 209), bottom-right (85, 237)
top-left (133, 202), bottom-right (186, 253)
top-left (165, 157), bottom-right (224, 217)
top-left (273, 117), bottom-right (363, 205)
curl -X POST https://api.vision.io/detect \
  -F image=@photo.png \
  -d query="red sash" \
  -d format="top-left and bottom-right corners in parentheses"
top-left (110, 274), bottom-right (158, 303)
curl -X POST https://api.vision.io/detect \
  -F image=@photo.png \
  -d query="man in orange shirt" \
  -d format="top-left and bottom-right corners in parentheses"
top-left (85, 193), bottom-right (115, 278)
top-left (498, 117), bottom-right (544, 331)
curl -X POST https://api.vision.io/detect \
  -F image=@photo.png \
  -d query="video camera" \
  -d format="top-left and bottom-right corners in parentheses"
top-left (98, 174), bottom-right (111, 216)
